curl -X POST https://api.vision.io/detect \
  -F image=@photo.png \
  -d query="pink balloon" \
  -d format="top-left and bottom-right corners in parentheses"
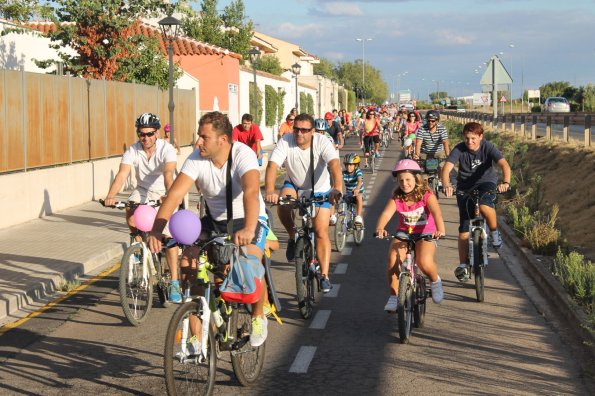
top-left (169, 210), bottom-right (202, 245)
top-left (133, 205), bottom-right (157, 232)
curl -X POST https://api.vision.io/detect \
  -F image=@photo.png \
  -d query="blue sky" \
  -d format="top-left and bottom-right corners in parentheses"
top-left (217, 0), bottom-right (595, 101)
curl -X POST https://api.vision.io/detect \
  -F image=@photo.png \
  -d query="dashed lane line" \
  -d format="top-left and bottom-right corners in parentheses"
top-left (324, 284), bottom-right (340, 298)
top-left (309, 310), bottom-right (331, 330)
top-left (333, 263), bottom-right (348, 274)
top-left (341, 247), bottom-right (353, 256)
top-left (289, 346), bottom-right (317, 373)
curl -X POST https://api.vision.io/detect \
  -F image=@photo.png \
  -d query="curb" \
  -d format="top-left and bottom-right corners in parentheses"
top-left (498, 217), bottom-right (595, 356)
top-left (0, 244), bottom-right (124, 326)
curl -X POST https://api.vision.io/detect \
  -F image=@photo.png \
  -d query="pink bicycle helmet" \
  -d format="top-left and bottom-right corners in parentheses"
top-left (393, 159), bottom-right (421, 175)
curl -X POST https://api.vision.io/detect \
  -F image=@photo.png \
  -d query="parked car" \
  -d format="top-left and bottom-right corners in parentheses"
top-left (543, 97), bottom-right (570, 113)
top-left (456, 107), bottom-right (466, 113)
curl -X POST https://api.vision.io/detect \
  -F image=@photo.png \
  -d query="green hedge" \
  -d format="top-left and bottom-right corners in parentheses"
top-left (249, 82), bottom-right (263, 125)
top-left (264, 85), bottom-right (277, 127)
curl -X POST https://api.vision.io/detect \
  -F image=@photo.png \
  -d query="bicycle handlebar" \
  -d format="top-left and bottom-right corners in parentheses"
top-left (99, 199), bottom-right (161, 209)
top-left (373, 232), bottom-right (441, 242)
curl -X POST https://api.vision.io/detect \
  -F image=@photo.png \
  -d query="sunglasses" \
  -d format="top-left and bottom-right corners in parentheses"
top-left (293, 127), bottom-right (312, 134)
top-left (289, 118), bottom-right (295, 121)
top-left (428, 119), bottom-right (437, 123)
top-left (137, 131), bottom-right (156, 138)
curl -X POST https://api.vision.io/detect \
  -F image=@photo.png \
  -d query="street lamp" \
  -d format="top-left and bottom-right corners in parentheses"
top-left (291, 62), bottom-right (301, 112)
top-left (159, 12), bottom-right (180, 146)
top-left (396, 71), bottom-right (408, 106)
top-left (248, 47), bottom-right (261, 117)
top-left (355, 38), bottom-right (372, 101)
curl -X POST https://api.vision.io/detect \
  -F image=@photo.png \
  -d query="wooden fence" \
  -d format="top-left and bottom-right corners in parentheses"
top-left (443, 111), bottom-right (593, 147)
top-left (0, 69), bottom-right (197, 173)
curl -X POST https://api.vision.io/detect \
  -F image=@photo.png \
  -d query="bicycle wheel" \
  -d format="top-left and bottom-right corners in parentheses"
top-left (429, 177), bottom-right (440, 200)
top-left (334, 214), bottom-right (346, 252)
top-left (295, 238), bottom-right (313, 319)
top-left (353, 207), bottom-right (365, 245)
top-left (265, 207), bottom-right (274, 231)
top-left (397, 273), bottom-right (413, 344)
top-left (413, 275), bottom-right (427, 328)
top-left (370, 154), bottom-right (376, 174)
top-left (472, 229), bottom-right (485, 302)
top-left (164, 300), bottom-right (216, 396)
top-left (119, 244), bottom-right (153, 326)
top-left (155, 252), bottom-right (171, 308)
top-left (230, 304), bottom-right (266, 385)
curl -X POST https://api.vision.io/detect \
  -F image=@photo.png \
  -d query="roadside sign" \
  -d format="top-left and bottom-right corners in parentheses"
top-left (499, 96), bottom-right (507, 103)
top-left (527, 89), bottom-right (540, 99)
top-left (480, 56), bottom-right (512, 86)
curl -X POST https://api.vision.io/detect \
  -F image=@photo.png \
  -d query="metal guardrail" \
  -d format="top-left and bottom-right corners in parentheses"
top-left (442, 111), bottom-right (593, 147)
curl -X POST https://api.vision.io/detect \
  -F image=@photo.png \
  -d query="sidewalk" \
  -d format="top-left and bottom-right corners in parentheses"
top-left (0, 146), bottom-right (275, 326)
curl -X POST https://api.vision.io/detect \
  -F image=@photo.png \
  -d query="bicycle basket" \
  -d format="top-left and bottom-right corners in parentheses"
top-left (425, 158), bottom-right (440, 173)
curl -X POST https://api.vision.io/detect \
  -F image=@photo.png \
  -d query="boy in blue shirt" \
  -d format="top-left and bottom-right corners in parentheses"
top-left (342, 153), bottom-right (365, 226)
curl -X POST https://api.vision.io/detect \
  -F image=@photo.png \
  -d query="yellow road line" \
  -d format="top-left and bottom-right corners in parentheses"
top-left (0, 262), bottom-right (121, 337)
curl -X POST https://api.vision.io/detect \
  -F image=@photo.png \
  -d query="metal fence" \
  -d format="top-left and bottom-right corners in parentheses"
top-left (443, 111), bottom-right (593, 147)
top-left (0, 69), bottom-right (197, 173)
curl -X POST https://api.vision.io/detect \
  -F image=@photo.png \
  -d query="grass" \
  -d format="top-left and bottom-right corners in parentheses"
top-left (58, 278), bottom-right (81, 292)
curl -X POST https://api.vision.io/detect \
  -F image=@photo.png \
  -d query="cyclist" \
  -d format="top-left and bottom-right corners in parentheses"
top-left (413, 110), bottom-right (450, 179)
top-left (342, 153), bottom-right (364, 227)
top-left (362, 108), bottom-right (380, 168)
top-left (264, 113), bottom-right (343, 293)
top-left (403, 112), bottom-right (420, 157)
top-left (102, 112), bottom-right (180, 302)
top-left (395, 107), bottom-right (408, 143)
top-left (315, 118), bottom-right (335, 145)
top-left (233, 113), bottom-right (264, 165)
top-left (325, 111), bottom-right (344, 150)
top-left (148, 111), bottom-right (270, 347)
top-left (441, 122), bottom-right (511, 282)
top-left (375, 159), bottom-right (445, 311)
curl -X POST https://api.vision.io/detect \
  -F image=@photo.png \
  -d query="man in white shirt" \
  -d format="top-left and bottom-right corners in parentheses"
top-left (148, 111), bottom-right (269, 347)
top-left (264, 113), bottom-right (343, 293)
top-left (103, 112), bottom-right (180, 301)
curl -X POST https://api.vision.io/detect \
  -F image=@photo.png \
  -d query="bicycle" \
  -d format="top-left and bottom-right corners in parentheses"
top-left (277, 194), bottom-right (329, 319)
top-left (376, 229), bottom-right (435, 344)
top-left (334, 193), bottom-right (364, 252)
top-left (380, 125), bottom-right (390, 148)
top-left (99, 199), bottom-right (173, 326)
top-left (164, 233), bottom-right (280, 395)
top-left (456, 187), bottom-right (499, 302)
top-left (420, 157), bottom-right (443, 199)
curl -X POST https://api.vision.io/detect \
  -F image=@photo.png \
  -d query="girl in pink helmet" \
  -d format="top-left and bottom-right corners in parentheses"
top-left (375, 159), bottom-right (446, 312)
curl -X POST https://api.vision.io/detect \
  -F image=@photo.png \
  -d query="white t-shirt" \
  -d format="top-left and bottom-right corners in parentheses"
top-left (269, 132), bottom-right (339, 195)
top-left (121, 139), bottom-right (177, 194)
top-left (181, 143), bottom-right (266, 221)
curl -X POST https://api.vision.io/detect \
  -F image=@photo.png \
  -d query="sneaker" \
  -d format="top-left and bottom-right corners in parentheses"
top-left (320, 276), bottom-right (333, 293)
top-left (430, 277), bottom-right (444, 304)
top-left (491, 230), bottom-right (502, 249)
top-left (354, 215), bottom-right (363, 226)
top-left (329, 214), bottom-right (337, 225)
top-left (454, 264), bottom-right (470, 283)
top-left (375, 152), bottom-right (380, 159)
top-left (286, 239), bottom-right (296, 261)
top-left (175, 335), bottom-right (201, 359)
top-left (384, 295), bottom-right (398, 312)
top-left (250, 316), bottom-right (268, 347)
top-left (169, 280), bottom-right (182, 303)
top-left (364, 162), bottom-right (369, 169)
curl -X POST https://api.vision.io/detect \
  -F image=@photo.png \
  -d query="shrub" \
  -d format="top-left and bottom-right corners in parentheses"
top-left (531, 105), bottom-right (541, 113)
top-left (523, 205), bottom-right (561, 255)
top-left (249, 82), bottom-right (263, 124)
top-left (264, 85), bottom-right (277, 127)
top-left (277, 88), bottom-right (286, 124)
top-left (553, 248), bottom-right (595, 329)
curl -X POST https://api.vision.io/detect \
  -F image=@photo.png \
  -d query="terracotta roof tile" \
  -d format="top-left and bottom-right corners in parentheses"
top-left (24, 20), bottom-right (241, 59)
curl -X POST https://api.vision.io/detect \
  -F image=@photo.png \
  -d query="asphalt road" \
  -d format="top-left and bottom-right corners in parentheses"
top-left (0, 135), bottom-right (591, 395)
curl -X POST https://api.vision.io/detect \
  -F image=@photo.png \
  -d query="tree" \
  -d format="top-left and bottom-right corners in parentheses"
top-left (313, 58), bottom-right (337, 79)
top-left (34, 0), bottom-right (177, 89)
top-left (264, 84), bottom-right (277, 127)
top-left (429, 91), bottom-right (449, 102)
top-left (253, 55), bottom-right (282, 75)
top-left (539, 81), bottom-right (572, 100)
top-left (277, 88), bottom-right (286, 123)
top-left (221, 0), bottom-right (253, 60)
top-left (335, 59), bottom-right (387, 104)
top-left (0, 0), bottom-right (52, 22)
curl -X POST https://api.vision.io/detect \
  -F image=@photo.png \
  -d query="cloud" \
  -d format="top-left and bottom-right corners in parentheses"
top-left (276, 22), bottom-right (326, 39)
top-left (321, 2), bottom-right (363, 16)
top-left (325, 51), bottom-right (346, 60)
top-left (434, 30), bottom-right (474, 45)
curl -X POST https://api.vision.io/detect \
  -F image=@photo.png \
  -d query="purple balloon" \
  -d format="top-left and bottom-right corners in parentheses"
top-left (169, 210), bottom-right (202, 245)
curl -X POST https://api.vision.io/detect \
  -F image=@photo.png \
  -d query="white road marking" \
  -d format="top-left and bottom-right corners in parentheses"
top-left (324, 284), bottom-right (341, 297)
top-left (334, 263), bottom-right (348, 274)
top-left (289, 346), bottom-right (317, 373)
top-left (309, 310), bottom-right (331, 329)
top-left (342, 247), bottom-right (352, 256)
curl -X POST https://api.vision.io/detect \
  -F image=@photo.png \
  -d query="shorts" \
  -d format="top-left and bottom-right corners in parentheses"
top-left (456, 182), bottom-right (497, 233)
top-left (419, 150), bottom-right (446, 161)
top-left (394, 231), bottom-right (436, 245)
top-left (363, 135), bottom-right (379, 153)
top-left (404, 138), bottom-right (414, 148)
top-left (200, 215), bottom-right (266, 252)
top-left (128, 187), bottom-right (171, 236)
top-left (281, 180), bottom-right (332, 209)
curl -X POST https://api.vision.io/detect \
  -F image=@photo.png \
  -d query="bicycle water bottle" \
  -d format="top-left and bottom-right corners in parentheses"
top-left (402, 253), bottom-right (412, 272)
top-left (213, 305), bottom-right (224, 328)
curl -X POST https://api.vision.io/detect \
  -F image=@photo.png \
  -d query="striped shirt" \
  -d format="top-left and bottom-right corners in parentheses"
top-left (416, 123), bottom-right (448, 154)
top-left (343, 169), bottom-right (364, 193)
